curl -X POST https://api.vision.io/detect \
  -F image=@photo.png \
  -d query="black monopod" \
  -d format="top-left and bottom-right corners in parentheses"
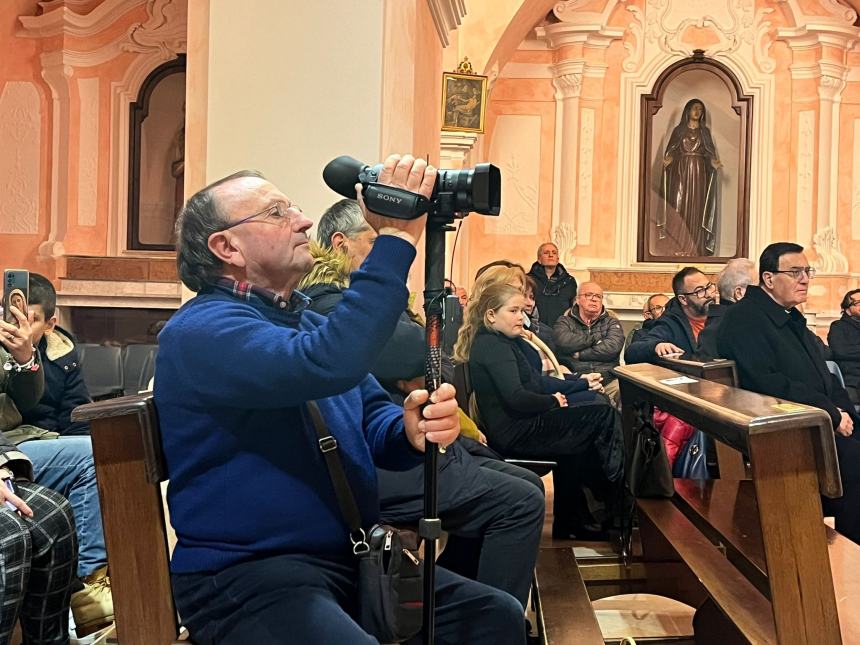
top-left (323, 155), bottom-right (500, 644)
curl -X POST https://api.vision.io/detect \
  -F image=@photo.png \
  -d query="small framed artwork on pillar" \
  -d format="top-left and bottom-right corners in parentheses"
top-left (441, 71), bottom-right (487, 134)
top-left (638, 51), bottom-right (752, 263)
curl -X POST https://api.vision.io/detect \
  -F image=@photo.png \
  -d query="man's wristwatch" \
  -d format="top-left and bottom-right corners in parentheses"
top-left (0, 466), bottom-right (14, 480)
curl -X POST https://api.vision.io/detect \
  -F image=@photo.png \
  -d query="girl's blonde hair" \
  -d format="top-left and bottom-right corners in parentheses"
top-left (453, 283), bottom-right (523, 363)
top-left (469, 265), bottom-right (526, 305)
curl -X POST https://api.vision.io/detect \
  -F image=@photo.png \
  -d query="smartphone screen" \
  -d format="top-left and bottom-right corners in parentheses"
top-left (2, 269), bottom-right (29, 326)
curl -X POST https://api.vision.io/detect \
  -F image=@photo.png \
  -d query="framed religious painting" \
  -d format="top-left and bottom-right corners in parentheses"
top-left (441, 72), bottom-right (488, 133)
top-left (638, 52), bottom-right (752, 263)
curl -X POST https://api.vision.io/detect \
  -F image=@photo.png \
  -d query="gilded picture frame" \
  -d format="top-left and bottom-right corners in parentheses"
top-left (441, 72), bottom-right (488, 133)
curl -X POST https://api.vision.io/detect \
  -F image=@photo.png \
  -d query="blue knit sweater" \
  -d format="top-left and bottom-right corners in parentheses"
top-left (155, 236), bottom-right (423, 573)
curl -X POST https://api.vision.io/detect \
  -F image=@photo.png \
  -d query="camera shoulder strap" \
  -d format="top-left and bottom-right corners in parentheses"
top-left (306, 400), bottom-right (363, 536)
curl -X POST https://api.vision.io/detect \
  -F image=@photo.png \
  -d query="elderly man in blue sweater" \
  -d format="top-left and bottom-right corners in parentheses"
top-left (155, 155), bottom-right (525, 644)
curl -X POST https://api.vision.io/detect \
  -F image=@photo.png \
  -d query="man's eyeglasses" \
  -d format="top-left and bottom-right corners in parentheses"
top-left (848, 300), bottom-right (860, 308)
top-left (770, 267), bottom-right (816, 281)
top-left (579, 292), bottom-right (604, 301)
top-left (644, 304), bottom-right (665, 319)
top-left (218, 202), bottom-right (300, 232)
top-left (679, 282), bottom-right (716, 299)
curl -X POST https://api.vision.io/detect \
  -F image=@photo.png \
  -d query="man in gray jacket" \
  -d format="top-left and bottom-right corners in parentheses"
top-left (552, 282), bottom-right (624, 405)
top-left (552, 281), bottom-right (624, 405)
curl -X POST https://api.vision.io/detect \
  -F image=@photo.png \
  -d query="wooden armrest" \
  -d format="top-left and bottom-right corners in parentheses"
top-left (72, 393), bottom-right (166, 484)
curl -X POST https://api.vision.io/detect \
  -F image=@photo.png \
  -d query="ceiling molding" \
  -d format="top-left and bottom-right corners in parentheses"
top-left (19, 0), bottom-right (147, 39)
top-left (426, 0), bottom-right (466, 47)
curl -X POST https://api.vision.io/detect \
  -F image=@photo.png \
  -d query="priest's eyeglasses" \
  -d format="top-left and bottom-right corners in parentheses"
top-left (771, 267), bottom-right (816, 281)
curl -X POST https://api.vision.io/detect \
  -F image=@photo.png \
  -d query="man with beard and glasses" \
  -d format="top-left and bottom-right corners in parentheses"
top-left (624, 267), bottom-right (717, 364)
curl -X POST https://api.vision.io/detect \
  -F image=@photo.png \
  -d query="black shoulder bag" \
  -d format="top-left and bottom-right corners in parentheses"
top-left (307, 401), bottom-right (424, 643)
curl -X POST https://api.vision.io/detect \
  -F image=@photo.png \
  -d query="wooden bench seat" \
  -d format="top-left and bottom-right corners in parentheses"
top-left (616, 362), bottom-right (851, 644)
top-left (637, 497), bottom-right (777, 644)
top-left (535, 547), bottom-right (604, 645)
top-left (672, 478), bottom-right (860, 641)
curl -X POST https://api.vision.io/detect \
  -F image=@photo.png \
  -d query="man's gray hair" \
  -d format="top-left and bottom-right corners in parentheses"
top-left (176, 169), bottom-right (266, 292)
top-left (717, 258), bottom-right (756, 302)
top-left (316, 199), bottom-right (369, 249)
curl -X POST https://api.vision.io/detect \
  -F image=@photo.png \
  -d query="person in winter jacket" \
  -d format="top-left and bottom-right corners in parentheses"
top-left (527, 243), bottom-right (577, 327)
top-left (553, 281), bottom-right (624, 405)
top-left (22, 274), bottom-right (92, 435)
top-left (0, 306), bottom-right (77, 644)
top-left (829, 288), bottom-right (860, 406)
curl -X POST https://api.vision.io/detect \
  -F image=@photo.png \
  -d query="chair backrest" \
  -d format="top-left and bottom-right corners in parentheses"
top-left (827, 360), bottom-right (847, 388)
top-left (123, 344), bottom-right (159, 395)
top-left (78, 343), bottom-right (124, 399)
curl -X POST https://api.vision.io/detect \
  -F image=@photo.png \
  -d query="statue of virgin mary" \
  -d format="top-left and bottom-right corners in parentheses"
top-left (658, 98), bottom-right (721, 256)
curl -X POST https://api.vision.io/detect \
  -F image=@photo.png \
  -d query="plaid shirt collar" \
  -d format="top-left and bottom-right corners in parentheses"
top-left (210, 277), bottom-right (311, 313)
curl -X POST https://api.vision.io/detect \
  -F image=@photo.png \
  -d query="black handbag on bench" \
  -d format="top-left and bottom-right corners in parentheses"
top-left (307, 401), bottom-right (424, 643)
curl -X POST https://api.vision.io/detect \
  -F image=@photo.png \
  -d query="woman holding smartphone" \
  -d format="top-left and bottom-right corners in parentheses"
top-left (0, 303), bottom-right (77, 645)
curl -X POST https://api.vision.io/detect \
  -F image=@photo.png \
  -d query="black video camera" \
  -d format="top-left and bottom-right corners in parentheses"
top-left (323, 155), bottom-right (501, 222)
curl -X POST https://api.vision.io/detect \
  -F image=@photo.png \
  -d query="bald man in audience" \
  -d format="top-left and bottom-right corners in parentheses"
top-left (624, 293), bottom-right (670, 354)
top-left (698, 258), bottom-right (756, 359)
top-left (553, 281), bottom-right (624, 405)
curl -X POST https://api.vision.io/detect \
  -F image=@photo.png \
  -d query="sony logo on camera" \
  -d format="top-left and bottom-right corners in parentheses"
top-left (378, 194), bottom-right (403, 204)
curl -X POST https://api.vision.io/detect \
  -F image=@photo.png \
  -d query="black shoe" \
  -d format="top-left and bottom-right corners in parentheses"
top-left (552, 522), bottom-right (609, 541)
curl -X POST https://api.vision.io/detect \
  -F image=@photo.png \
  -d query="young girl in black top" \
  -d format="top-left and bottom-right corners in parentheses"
top-left (454, 283), bottom-right (623, 538)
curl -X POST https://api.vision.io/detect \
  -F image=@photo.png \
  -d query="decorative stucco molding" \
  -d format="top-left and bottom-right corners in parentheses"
top-left (811, 226), bottom-right (849, 275)
top-left (122, 0), bottom-right (187, 57)
top-left (77, 77), bottom-right (99, 227)
top-left (553, 222), bottom-right (578, 266)
top-left (426, 0), bottom-right (466, 48)
top-left (440, 130), bottom-right (478, 167)
top-left (19, 0), bottom-right (147, 38)
top-left (39, 54), bottom-right (73, 259)
top-left (796, 110), bottom-right (815, 247)
top-left (18, 0), bottom-right (187, 256)
top-left (644, 0), bottom-right (764, 60)
top-left (577, 108), bottom-right (595, 246)
top-left (0, 83), bottom-right (41, 235)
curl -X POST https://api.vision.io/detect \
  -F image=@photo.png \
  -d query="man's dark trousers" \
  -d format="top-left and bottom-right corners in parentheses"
top-left (172, 553), bottom-right (526, 644)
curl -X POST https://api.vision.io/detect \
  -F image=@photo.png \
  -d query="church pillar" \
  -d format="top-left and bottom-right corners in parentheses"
top-left (536, 16), bottom-right (622, 267)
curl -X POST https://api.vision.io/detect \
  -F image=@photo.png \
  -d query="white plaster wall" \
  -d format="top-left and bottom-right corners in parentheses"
top-left (206, 0), bottom-right (385, 222)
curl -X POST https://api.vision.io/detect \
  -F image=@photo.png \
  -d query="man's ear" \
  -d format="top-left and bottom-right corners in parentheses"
top-left (45, 315), bottom-right (57, 334)
top-left (330, 232), bottom-right (347, 252)
top-left (208, 231), bottom-right (246, 268)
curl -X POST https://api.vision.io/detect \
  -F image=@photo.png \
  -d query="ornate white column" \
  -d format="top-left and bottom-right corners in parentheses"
top-left (549, 61), bottom-right (583, 262)
top-left (817, 61), bottom-right (848, 233)
top-left (536, 12), bottom-right (622, 266)
top-left (39, 52), bottom-right (73, 260)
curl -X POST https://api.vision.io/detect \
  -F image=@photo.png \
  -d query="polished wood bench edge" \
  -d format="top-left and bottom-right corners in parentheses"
top-left (671, 478), bottom-right (860, 642)
top-left (71, 392), bottom-right (154, 423)
top-left (637, 498), bottom-right (778, 644)
top-left (616, 364), bottom-right (831, 434)
top-left (536, 548), bottom-right (604, 645)
top-left (616, 363), bottom-right (842, 498)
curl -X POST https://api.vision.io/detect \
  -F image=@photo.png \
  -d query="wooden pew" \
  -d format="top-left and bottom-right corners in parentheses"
top-left (616, 362), bottom-right (855, 644)
top-left (534, 548), bottom-right (604, 645)
top-left (654, 356), bottom-right (748, 479)
top-left (72, 393), bottom-right (185, 645)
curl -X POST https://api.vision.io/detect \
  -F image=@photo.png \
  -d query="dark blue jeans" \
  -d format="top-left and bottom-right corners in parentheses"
top-left (172, 553), bottom-right (526, 644)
